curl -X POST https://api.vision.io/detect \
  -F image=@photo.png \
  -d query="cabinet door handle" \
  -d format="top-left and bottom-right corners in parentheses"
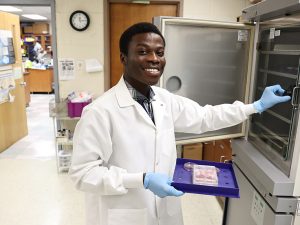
top-left (291, 86), bottom-right (300, 107)
top-left (219, 144), bottom-right (224, 149)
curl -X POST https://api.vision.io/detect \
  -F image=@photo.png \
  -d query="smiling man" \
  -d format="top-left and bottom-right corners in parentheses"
top-left (69, 22), bottom-right (290, 225)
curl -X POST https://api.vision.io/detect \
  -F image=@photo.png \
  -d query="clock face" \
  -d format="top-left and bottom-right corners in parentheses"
top-left (70, 10), bottom-right (90, 31)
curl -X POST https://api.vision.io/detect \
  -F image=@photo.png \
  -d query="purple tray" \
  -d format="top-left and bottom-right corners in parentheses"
top-left (171, 158), bottom-right (240, 198)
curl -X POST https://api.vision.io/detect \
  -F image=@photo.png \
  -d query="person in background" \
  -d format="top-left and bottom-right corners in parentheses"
top-left (27, 41), bottom-right (36, 62)
top-left (69, 22), bottom-right (290, 225)
top-left (33, 37), bottom-right (43, 54)
top-left (32, 37), bottom-right (46, 62)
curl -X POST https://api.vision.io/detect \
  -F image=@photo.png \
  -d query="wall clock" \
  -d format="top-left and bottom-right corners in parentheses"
top-left (69, 10), bottom-right (90, 31)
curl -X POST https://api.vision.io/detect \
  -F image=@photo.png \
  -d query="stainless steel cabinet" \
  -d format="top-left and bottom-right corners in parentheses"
top-left (225, 164), bottom-right (294, 225)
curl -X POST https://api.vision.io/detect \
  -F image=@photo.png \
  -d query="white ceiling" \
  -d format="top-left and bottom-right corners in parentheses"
top-left (0, 6), bottom-right (51, 22)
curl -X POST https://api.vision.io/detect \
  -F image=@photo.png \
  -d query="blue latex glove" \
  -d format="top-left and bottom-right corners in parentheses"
top-left (144, 172), bottom-right (184, 198)
top-left (253, 84), bottom-right (291, 113)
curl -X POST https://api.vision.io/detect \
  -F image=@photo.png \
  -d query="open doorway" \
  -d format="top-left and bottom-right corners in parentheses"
top-left (9, 5), bottom-right (54, 102)
top-left (0, 3), bottom-right (57, 158)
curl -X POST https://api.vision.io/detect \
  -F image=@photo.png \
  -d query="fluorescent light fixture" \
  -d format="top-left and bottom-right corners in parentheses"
top-left (0, 6), bottom-right (22, 12)
top-left (132, 0), bottom-right (150, 4)
top-left (22, 14), bottom-right (47, 20)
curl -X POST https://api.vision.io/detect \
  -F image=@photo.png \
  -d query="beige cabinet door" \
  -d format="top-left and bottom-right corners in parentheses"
top-left (0, 12), bottom-right (28, 152)
top-left (109, 2), bottom-right (178, 87)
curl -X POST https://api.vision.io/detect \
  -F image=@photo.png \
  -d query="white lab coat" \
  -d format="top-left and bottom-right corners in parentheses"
top-left (69, 77), bottom-right (256, 225)
top-left (33, 42), bottom-right (42, 53)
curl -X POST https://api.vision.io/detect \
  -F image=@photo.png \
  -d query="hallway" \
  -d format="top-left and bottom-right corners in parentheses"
top-left (0, 94), bottom-right (85, 225)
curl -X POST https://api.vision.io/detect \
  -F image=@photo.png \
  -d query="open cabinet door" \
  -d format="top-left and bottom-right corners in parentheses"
top-left (153, 17), bottom-right (255, 144)
top-left (0, 12), bottom-right (28, 152)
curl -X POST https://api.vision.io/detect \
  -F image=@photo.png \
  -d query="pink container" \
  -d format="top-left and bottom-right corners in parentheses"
top-left (67, 99), bottom-right (92, 118)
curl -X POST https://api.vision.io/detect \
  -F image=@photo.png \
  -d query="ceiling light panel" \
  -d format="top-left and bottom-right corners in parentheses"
top-left (22, 14), bottom-right (47, 20)
top-left (0, 6), bottom-right (22, 12)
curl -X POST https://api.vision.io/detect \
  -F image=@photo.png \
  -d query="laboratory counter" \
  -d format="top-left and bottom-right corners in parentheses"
top-left (27, 68), bottom-right (53, 93)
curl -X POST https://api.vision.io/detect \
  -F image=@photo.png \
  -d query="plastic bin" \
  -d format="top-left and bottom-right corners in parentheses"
top-left (67, 99), bottom-right (92, 118)
top-left (171, 158), bottom-right (240, 198)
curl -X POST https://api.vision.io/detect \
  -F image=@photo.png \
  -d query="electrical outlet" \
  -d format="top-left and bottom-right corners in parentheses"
top-left (251, 191), bottom-right (266, 225)
top-left (76, 60), bottom-right (84, 71)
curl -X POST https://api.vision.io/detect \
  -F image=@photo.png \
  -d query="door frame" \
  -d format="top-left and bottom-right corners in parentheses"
top-left (103, 0), bottom-right (183, 90)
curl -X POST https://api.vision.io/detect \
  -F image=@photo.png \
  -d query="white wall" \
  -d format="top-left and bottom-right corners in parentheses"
top-left (56, 0), bottom-right (250, 98)
top-left (56, 0), bottom-right (104, 98)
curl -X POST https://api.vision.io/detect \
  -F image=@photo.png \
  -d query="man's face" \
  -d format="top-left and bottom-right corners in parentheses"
top-left (121, 32), bottom-right (166, 86)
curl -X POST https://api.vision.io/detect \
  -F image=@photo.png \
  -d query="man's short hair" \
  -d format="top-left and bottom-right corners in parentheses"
top-left (119, 22), bottom-right (165, 56)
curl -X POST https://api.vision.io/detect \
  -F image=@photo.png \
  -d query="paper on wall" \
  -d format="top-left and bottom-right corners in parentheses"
top-left (2, 47), bottom-right (8, 55)
top-left (0, 30), bottom-right (12, 45)
top-left (0, 89), bottom-right (9, 104)
top-left (0, 77), bottom-right (15, 89)
top-left (58, 58), bottom-right (75, 80)
top-left (13, 67), bottom-right (22, 79)
top-left (85, 58), bottom-right (103, 73)
top-left (0, 67), bottom-right (15, 90)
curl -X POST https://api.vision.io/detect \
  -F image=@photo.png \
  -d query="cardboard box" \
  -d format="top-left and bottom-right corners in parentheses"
top-left (23, 26), bottom-right (33, 34)
top-left (183, 143), bottom-right (203, 160)
top-left (33, 23), bottom-right (49, 34)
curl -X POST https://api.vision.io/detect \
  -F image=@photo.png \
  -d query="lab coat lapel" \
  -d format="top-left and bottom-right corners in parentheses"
top-left (134, 101), bottom-right (156, 127)
top-left (152, 95), bottom-right (165, 131)
top-left (151, 95), bottom-right (166, 166)
top-left (115, 77), bottom-right (156, 127)
top-left (115, 76), bottom-right (135, 107)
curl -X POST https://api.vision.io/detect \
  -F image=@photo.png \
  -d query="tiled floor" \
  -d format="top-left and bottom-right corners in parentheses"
top-left (0, 94), bottom-right (223, 225)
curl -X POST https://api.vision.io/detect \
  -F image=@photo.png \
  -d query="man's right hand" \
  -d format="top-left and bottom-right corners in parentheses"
top-left (143, 172), bottom-right (184, 198)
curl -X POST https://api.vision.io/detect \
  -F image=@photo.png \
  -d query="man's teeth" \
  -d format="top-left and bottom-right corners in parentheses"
top-left (145, 68), bottom-right (158, 72)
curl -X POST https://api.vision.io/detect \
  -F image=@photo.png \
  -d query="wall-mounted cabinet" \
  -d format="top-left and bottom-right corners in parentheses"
top-left (23, 23), bottom-right (49, 35)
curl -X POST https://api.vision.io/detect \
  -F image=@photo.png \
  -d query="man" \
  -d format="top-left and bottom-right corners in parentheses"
top-left (69, 22), bottom-right (290, 225)
top-left (33, 37), bottom-right (43, 54)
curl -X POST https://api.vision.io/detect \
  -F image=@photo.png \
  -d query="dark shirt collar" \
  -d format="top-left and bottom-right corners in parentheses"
top-left (124, 78), bottom-right (155, 103)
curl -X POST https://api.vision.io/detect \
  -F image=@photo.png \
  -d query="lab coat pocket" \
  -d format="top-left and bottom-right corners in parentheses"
top-left (107, 208), bottom-right (147, 225)
top-left (166, 196), bottom-right (181, 216)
